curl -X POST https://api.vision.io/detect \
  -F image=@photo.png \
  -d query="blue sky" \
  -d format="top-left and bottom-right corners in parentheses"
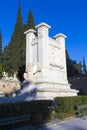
top-left (0, 0), bottom-right (87, 64)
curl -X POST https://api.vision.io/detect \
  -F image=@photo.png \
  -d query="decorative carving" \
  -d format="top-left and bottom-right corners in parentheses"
top-left (33, 63), bottom-right (42, 74)
top-left (49, 45), bottom-right (64, 69)
top-left (24, 63), bottom-right (42, 82)
top-left (24, 64), bottom-right (34, 82)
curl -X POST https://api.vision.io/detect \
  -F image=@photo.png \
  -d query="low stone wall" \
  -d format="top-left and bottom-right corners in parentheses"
top-left (0, 80), bottom-right (21, 94)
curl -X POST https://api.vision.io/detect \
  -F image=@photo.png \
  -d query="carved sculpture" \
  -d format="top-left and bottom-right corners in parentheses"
top-left (24, 63), bottom-right (42, 82)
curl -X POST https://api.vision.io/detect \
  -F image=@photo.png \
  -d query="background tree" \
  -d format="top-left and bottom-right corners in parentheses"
top-left (3, 1), bottom-right (25, 77)
top-left (24, 10), bottom-right (35, 31)
top-left (3, 2), bottom-right (35, 81)
top-left (82, 56), bottom-right (87, 75)
top-left (27, 10), bottom-right (35, 30)
top-left (0, 30), bottom-right (2, 63)
top-left (0, 30), bottom-right (3, 76)
top-left (66, 49), bottom-right (70, 76)
top-left (66, 50), bottom-right (82, 77)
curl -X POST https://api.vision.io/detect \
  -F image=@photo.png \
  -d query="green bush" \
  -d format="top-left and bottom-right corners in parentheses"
top-left (54, 96), bottom-right (87, 119)
top-left (0, 100), bottom-right (53, 125)
top-left (1, 96), bottom-right (87, 125)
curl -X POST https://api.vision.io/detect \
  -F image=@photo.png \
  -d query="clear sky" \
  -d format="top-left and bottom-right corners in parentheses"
top-left (0, 0), bottom-right (87, 64)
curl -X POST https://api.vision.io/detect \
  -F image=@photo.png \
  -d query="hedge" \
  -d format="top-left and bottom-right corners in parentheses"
top-left (0, 96), bottom-right (87, 125)
top-left (54, 96), bottom-right (87, 119)
top-left (0, 100), bottom-right (53, 125)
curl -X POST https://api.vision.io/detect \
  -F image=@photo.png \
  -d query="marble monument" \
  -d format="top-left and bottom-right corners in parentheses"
top-left (24, 22), bottom-right (78, 100)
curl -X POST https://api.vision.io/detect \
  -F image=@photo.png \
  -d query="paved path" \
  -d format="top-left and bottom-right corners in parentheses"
top-left (39, 117), bottom-right (87, 130)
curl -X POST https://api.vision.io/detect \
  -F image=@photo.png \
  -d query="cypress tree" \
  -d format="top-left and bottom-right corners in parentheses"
top-left (3, 3), bottom-right (35, 80)
top-left (66, 50), bottom-right (82, 77)
top-left (0, 31), bottom-right (2, 75)
top-left (66, 49), bottom-right (71, 77)
top-left (83, 56), bottom-right (87, 75)
top-left (0, 30), bottom-right (2, 63)
top-left (27, 10), bottom-right (35, 30)
top-left (13, 0), bottom-right (23, 35)
top-left (3, 1), bottom-right (25, 76)
top-left (3, 45), bottom-right (11, 74)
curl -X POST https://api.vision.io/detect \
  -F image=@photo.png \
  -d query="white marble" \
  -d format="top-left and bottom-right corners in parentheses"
top-left (24, 22), bottom-right (78, 99)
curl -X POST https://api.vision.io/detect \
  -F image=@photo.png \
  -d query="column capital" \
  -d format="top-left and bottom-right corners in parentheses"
top-left (54, 33), bottom-right (67, 39)
top-left (36, 22), bottom-right (51, 29)
top-left (24, 29), bottom-right (36, 35)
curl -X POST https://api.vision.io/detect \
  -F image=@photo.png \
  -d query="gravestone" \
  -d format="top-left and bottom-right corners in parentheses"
top-left (24, 22), bottom-right (78, 99)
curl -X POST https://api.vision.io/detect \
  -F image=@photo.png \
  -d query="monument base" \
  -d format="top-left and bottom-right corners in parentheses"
top-left (33, 82), bottom-right (78, 100)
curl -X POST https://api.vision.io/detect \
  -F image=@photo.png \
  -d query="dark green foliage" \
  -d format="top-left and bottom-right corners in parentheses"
top-left (0, 31), bottom-right (2, 74)
top-left (82, 56), bottom-right (87, 75)
top-left (3, 2), bottom-right (26, 78)
top-left (0, 63), bottom-right (2, 74)
top-left (66, 49), bottom-right (70, 76)
top-left (55, 96), bottom-right (87, 119)
top-left (27, 10), bottom-right (35, 30)
top-left (3, 2), bottom-right (35, 80)
top-left (0, 100), bottom-right (52, 125)
top-left (0, 30), bottom-right (2, 63)
top-left (3, 45), bottom-right (12, 74)
top-left (24, 10), bottom-right (35, 31)
top-left (1, 97), bottom-right (87, 124)
top-left (66, 50), bottom-right (82, 77)
top-left (18, 65), bottom-right (25, 82)
top-left (78, 88), bottom-right (85, 95)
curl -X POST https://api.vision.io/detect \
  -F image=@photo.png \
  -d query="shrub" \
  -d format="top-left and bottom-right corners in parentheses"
top-left (1, 96), bottom-right (87, 125)
top-left (0, 100), bottom-right (53, 125)
top-left (54, 96), bottom-right (87, 119)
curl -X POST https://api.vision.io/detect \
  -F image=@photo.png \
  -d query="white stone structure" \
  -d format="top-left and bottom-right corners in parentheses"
top-left (0, 80), bottom-right (20, 95)
top-left (24, 22), bottom-right (78, 99)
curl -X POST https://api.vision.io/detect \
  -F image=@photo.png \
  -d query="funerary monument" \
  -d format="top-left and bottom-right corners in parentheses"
top-left (23, 22), bottom-right (78, 100)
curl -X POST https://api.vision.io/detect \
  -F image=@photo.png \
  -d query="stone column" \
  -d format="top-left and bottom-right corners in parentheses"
top-left (54, 33), bottom-right (67, 81)
top-left (24, 29), bottom-right (36, 69)
top-left (36, 23), bottom-right (51, 68)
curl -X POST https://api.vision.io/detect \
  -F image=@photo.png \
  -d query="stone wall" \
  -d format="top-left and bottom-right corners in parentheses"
top-left (69, 76), bottom-right (87, 95)
top-left (0, 80), bottom-right (20, 94)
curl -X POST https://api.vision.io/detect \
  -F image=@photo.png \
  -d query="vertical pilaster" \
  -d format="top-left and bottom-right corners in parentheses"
top-left (54, 33), bottom-right (67, 80)
top-left (24, 29), bottom-right (36, 69)
top-left (36, 23), bottom-right (51, 68)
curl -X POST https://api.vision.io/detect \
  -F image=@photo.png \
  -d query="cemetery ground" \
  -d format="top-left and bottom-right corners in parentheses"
top-left (39, 117), bottom-right (87, 130)
top-left (7, 117), bottom-right (87, 130)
